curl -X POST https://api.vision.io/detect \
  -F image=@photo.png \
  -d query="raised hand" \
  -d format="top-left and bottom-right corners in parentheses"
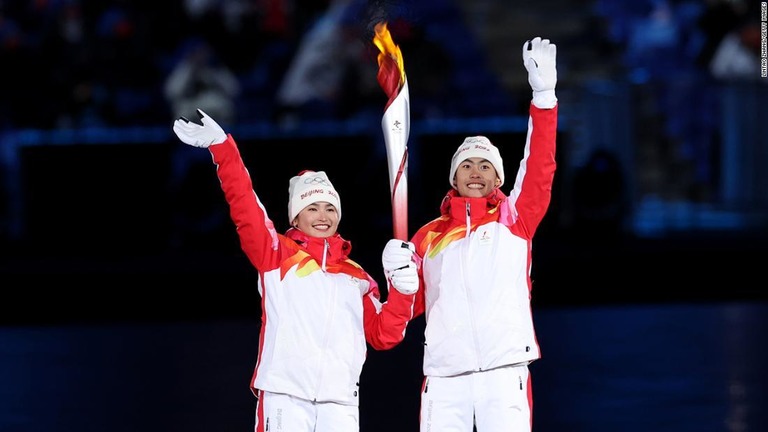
top-left (522, 37), bottom-right (557, 109)
top-left (172, 109), bottom-right (227, 148)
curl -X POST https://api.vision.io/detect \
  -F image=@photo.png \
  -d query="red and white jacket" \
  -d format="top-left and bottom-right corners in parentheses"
top-left (209, 138), bottom-right (417, 405)
top-left (410, 104), bottom-right (557, 377)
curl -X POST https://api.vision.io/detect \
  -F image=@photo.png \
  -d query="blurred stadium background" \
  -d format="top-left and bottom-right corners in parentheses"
top-left (1, 0), bottom-right (767, 321)
top-left (2, 2), bottom-right (768, 432)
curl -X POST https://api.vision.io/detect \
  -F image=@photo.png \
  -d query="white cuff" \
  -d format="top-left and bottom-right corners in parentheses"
top-left (532, 89), bottom-right (557, 109)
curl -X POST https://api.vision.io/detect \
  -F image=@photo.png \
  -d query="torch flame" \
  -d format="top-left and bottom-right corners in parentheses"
top-left (373, 22), bottom-right (406, 87)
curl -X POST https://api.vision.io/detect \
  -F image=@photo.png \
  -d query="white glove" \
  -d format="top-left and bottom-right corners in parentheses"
top-left (382, 239), bottom-right (415, 276)
top-left (390, 262), bottom-right (419, 295)
top-left (382, 239), bottom-right (419, 295)
top-left (172, 109), bottom-right (227, 148)
top-left (522, 37), bottom-right (558, 109)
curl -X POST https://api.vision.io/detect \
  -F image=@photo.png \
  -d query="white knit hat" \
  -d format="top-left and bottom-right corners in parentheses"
top-left (449, 136), bottom-right (505, 189)
top-left (288, 170), bottom-right (341, 223)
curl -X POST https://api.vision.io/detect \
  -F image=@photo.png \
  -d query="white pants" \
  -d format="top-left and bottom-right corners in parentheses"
top-left (254, 390), bottom-right (359, 432)
top-left (420, 364), bottom-right (532, 432)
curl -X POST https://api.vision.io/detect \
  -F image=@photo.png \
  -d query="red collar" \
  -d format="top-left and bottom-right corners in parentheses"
top-left (285, 228), bottom-right (351, 263)
top-left (439, 188), bottom-right (506, 221)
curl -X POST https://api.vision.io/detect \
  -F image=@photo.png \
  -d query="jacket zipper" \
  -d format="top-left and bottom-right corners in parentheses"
top-left (322, 239), bottom-right (328, 271)
top-left (464, 201), bottom-right (482, 370)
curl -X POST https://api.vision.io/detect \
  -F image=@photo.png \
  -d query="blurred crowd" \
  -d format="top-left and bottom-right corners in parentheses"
top-left (593, 0), bottom-right (763, 201)
top-left (0, 0), bottom-right (762, 135)
top-left (0, 0), bottom-right (493, 131)
top-left (0, 0), bottom-right (378, 130)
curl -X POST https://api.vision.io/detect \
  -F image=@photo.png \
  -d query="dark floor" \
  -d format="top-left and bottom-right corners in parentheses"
top-left (2, 300), bottom-right (766, 432)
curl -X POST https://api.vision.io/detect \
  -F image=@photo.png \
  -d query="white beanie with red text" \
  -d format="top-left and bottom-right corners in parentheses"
top-left (449, 136), bottom-right (505, 189)
top-left (288, 170), bottom-right (341, 223)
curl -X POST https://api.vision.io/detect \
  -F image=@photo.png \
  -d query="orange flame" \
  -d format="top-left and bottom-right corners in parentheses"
top-left (373, 22), bottom-right (406, 86)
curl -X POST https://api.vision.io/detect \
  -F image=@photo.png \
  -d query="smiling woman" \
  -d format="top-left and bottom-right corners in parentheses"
top-left (171, 109), bottom-right (421, 432)
top-left (288, 170), bottom-right (342, 238)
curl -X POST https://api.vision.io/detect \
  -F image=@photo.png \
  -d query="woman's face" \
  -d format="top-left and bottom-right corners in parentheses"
top-left (453, 157), bottom-right (500, 198)
top-left (293, 202), bottom-right (339, 238)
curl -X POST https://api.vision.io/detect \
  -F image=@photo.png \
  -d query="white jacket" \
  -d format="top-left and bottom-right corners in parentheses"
top-left (410, 104), bottom-right (557, 377)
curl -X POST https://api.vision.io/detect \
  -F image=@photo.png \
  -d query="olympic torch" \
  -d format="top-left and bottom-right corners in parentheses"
top-left (373, 22), bottom-right (410, 241)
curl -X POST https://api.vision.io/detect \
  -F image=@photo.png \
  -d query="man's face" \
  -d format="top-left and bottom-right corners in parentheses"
top-left (453, 157), bottom-right (499, 198)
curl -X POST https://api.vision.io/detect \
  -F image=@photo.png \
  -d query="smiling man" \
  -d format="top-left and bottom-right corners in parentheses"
top-left (380, 36), bottom-right (559, 432)
top-left (449, 136), bottom-right (505, 198)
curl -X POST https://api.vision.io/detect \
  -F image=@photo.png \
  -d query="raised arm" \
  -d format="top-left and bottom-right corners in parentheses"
top-left (172, 109), bottom-right (280, 270)
top-left (506, 38), bottom-right (559, 236)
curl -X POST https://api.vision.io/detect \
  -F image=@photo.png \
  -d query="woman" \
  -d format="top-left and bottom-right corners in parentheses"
top-left (172, 109), bottom-right (419, 432)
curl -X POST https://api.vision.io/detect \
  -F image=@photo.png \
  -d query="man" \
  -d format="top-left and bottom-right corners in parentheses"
top-left (382, 36), bottom-right (558, 431)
